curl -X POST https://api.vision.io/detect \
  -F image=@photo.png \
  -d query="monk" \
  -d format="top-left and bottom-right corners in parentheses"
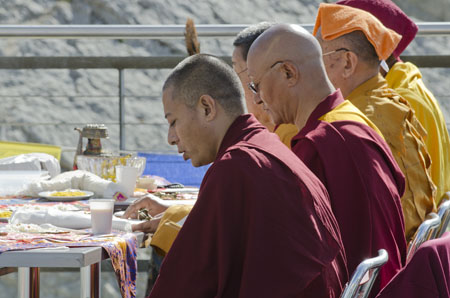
top-left (313, 3), bottom-right (436, 240)
top-left (126, 23), bottom-right (301, 293)
top-left (232, 22), bottom-right (298, 148)
top-left (247, 24), bottom-right (406, 293)
top-left (337, 0), bottom-right (450, 205)
top-left (144, 54), bottom-right (347, 297)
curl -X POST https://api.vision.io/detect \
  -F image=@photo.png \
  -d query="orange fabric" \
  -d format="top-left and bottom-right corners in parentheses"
top-left (313, 3), bottom-right (401, 60)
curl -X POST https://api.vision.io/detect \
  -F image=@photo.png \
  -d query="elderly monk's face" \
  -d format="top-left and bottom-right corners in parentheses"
top-left (247, 53), bottom-right (285, 126)
top-left (163, 86), bottom-right (217, 167)
top-left (232, 46), bottom-right (274, 130)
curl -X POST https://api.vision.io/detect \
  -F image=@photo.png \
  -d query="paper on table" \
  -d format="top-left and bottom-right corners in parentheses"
top-left (10, 205), bottom-right (144, 232)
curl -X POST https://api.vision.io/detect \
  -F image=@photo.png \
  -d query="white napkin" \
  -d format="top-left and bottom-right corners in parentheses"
top-left (10, 205), bottom-right (142, 232)
top-left (0, 153), bottom-right (61, 178)
top-left (18, 170), bottom-right (127, 198)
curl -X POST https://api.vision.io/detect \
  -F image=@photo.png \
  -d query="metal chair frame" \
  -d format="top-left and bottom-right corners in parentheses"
top-left (435, 193), bottom-right (450, 238)
top-left (407, 212), bottom-right (441, 262)
top-left (340, 249), bottom-right (388, 298)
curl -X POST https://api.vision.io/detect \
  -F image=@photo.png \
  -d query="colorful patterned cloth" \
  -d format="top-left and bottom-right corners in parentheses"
top-left (0, 199), bottom-right (138, 298)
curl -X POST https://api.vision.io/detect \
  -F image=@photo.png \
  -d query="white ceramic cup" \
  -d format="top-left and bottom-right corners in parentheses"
top-left (115, 165), bottom-right (139, 198)
top-left (89, 199), bottom-right (115, 235)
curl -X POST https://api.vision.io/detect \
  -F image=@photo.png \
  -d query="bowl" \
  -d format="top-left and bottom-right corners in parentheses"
top-left (76, 155), bottom-right (146, 182)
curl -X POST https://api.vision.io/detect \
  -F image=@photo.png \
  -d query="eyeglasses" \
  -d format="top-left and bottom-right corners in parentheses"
top-left (322, 47), bottom-right (350, 56)
top-left (236, 67), bottom-right (248, 76)
top-left (248, 61), bottom-right (283, 94)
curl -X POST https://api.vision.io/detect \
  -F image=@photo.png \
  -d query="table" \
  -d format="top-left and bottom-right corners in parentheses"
top-left (0, 230), bottom-right (144, 298)
top-left (0, 246), bottom-right (102, 298)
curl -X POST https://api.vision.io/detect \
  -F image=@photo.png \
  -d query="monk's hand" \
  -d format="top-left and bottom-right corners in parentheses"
top-left (122, 195), bottom-right (169, 219)
top-left (131, 212), bottom-right (164, 233)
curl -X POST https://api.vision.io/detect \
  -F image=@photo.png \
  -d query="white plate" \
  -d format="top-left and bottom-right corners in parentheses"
top-left (38, 190), bottom-right (94, 202)
top-left (158, 187), bottom-right (199, 193)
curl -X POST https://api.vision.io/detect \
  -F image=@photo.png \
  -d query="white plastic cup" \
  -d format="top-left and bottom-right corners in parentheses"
top-left (89, 199), bottom-right (115, 235)
top-left (115, 165), bottom-right (139, 198)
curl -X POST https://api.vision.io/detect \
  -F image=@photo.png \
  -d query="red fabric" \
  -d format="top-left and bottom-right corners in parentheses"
top-left (291, 90), bottom-right (407, 295)
top-left (149, 114), bottom-right (348, 298)
top-left (336, 0), bottom-right (418, 58)
top-left (377, 232), bottom-right (450, 298)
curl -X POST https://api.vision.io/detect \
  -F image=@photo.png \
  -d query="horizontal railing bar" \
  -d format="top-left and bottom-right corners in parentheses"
top-left (1, 93), bottom-right (449, 98)
top-left (417, 23), bottom-right (450, 35)
top-left (0, 23), bottom-right (448, 39)
top-left (0, 122), bottom-right (167, 126)
top-left (0, 95), bottom-right (163, 99)
top-left (1, 55), bottom-right (449, 69)
top-left (0, 56), bottom-right (189, 69)
top-left (0, 56), bottom-right (231, 69)
top-left (0, 24), bottom-right (289, 39)
top-left (401, 55), bottom-right (450, 67)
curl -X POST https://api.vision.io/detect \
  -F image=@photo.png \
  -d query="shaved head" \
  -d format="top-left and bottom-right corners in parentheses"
top-left (246, 24), bottom-right (335, 129)
top-left (248, 24), bottom-right (324, 77)
top-left (163, 54), bottom-right (246, 118)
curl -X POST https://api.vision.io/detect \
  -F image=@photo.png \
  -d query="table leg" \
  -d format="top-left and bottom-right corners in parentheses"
top-left (30, 268), bottom-right (40, 298)
top-left (18, 267), bottom-right (30, 298)
top-left (18, 267), bottom-right (39, 298)
top-left (80, 262), bottom-right (100, 298)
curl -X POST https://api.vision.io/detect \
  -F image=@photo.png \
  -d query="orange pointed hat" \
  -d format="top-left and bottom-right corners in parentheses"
top-left (313, 3), bottom-right (401, 61)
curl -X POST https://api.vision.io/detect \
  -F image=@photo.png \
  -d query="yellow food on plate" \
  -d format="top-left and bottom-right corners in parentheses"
top-left (50, 190), bottom-right (87, 197)
top-left (0, 210), bottom-right (12, 218)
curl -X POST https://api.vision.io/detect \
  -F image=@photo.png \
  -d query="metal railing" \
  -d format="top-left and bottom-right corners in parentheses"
top-left (0, 23), bottom-right (450, 38)
top-left (1, 23), bottom-right (450, 151)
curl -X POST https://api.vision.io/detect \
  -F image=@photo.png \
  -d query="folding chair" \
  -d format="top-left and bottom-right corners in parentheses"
top-left (341, 249), bottom-right (388, 298)
top-left (406, 212), bottom-right (440, 262)
top-left (434, 193), bottom-right (450, 238)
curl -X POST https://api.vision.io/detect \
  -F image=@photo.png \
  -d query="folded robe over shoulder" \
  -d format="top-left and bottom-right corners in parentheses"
top-left (292, 90), bottom-right (407, 294)
top-left (386, 62), bottom-right (450, 204)
top-left (149, 114), bottom-right (348, 298)
top-left (346, 74), bottom-right (436, 241)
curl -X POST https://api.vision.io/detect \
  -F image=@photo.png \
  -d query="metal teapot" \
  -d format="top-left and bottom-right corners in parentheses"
top-left (73, 124), bottom-right (109, 169)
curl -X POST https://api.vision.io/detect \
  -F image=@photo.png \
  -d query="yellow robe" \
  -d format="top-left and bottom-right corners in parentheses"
top-left (346, 74), bottom-right (437, 240)
top-left (386, 62), bottom-right (450, 204)
top-left (150, 204), bottom-right (193, 255)
top-left (274, 124), bottom-right (298, 148)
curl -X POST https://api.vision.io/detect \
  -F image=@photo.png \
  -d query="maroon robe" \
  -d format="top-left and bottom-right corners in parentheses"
top-left (291, 90), bottom-right (407, 293)
top-left (149, 114), bottom-right (348, 298)
top-left (377, 232), bottom-right (450, 298)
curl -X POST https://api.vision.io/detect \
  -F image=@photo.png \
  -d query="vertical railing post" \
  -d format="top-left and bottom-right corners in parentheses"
top-left (119, 68), bottom-right (125, 151)
top-left (0, 124), bottom-right (5, 140)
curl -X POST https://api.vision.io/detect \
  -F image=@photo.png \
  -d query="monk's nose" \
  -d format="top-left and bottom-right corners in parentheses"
top-left (253, 92), bottom-right (263, 105)
top-left (167, 129), bottom-right (178, 146)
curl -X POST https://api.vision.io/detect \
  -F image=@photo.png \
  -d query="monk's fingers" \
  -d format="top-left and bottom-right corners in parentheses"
top-left (123, 197), bottom-right (153, 219)
top-left (146, 200), bottom-right (169, 217)
top-left (131, 216), bottom-right (162, 233)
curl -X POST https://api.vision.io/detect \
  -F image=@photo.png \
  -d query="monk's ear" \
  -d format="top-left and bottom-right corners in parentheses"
top-left (342, 51), bottom-right (358, 79)
top-left (281, 62), bottom-right (299, 86)
top-left (198, 94), bottom-right (217, 121)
